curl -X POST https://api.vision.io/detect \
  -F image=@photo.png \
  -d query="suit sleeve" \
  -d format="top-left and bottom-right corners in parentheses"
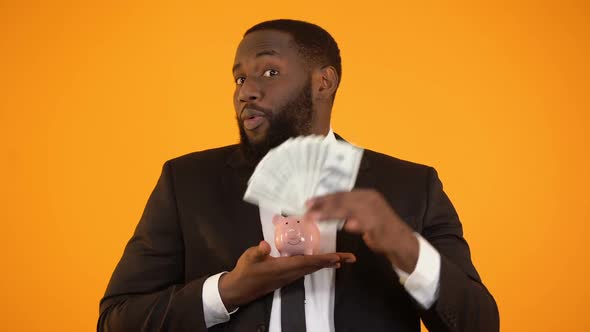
top-left (419, 167), bottom-right (500, 332)
top-left (97, 161), bottom-right (209, 332)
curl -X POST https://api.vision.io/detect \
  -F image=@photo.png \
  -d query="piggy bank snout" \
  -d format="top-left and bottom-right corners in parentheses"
top-left (285, 228), bottom-right (301, 238)
top-left (285, 228), bottom-right (302, 244)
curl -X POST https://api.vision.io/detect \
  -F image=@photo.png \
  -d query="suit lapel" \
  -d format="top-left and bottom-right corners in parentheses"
top-left (223, 148), bottom-right (265, 261)
top-left (224, 147), bottom-right (273, 329)
top-left (334, 136), bottom-right (375, 328)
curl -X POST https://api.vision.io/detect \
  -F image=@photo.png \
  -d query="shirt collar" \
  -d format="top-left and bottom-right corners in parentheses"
top-left (325, 127), bottom-right (337, 143)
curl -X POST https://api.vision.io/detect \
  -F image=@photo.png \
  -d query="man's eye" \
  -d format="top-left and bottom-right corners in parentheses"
top-left (235, 77), bottom-right (246, 85)
top-left (263, 69), bottom-right (279, 77)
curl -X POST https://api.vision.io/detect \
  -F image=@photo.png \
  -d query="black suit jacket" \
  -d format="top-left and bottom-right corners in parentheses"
top-left (98, 135), bottom-right (499, 332)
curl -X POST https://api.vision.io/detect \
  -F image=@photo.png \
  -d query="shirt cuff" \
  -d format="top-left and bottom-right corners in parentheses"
top-left (392, 232), bottom-right (441, 309)
top-left (202, 272), bottom-right (239, 328)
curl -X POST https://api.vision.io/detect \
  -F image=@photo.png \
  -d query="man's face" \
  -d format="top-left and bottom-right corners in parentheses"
top-left (232, 30), bottom-right (314, 162)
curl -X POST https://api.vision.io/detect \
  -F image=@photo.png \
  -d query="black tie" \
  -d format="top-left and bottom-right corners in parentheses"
top-left (281, 277), bottom-right (307, 332)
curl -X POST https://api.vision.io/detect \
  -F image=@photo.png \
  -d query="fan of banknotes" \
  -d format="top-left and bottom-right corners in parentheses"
top-left (243, 135), bottom-right (364, 216)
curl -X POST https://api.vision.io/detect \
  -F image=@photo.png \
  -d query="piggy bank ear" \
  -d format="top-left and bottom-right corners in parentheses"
top-left (272, 215), bottom-right (280, 225)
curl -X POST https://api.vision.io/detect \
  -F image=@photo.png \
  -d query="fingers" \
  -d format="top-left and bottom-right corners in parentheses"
top-left (296, 253), bottom-right (355, 276)
top-left (275, 255), bottom-right (342, 281)
top-left (305, 192), bottom-right (354, 221)
top-left (305, 190), bottom-right (381, 223)
top-left (279, 253), bottom-right (341, 269)
top-left (258, 240), bottom-right (271, 255)
top-left (273, 252), bottom-right (356, 278)
top-left (245, 241), bottom-right (271, 262)
top-left (342, 218), bottom-right (362, 233)
top-left (362, 233), bottom-right (379, 251)
top-left (335, 252), bottom-right (357, 263)
top-left (306, 190), bottom-right (392, 237)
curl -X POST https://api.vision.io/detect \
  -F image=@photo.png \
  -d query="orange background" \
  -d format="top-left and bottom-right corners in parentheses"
top-left (1, 1), bottom-right (588, 331)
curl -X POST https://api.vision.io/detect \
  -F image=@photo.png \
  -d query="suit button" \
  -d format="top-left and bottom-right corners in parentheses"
top-left (257, 324), bottom-right (266, 332)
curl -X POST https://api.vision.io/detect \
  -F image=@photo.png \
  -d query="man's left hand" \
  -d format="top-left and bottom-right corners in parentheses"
top-left (304, 189), bottom-right (419, 273)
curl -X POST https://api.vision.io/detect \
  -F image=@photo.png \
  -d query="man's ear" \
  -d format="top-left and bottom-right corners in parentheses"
top-left (313, 65), bottom-right (339, 101)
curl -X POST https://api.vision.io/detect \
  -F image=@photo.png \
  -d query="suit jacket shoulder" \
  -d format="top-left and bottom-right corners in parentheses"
top-left (166, 144), bottom-right (238, 173)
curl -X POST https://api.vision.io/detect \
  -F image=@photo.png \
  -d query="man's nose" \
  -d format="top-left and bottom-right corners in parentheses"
top-left (238, 78), bottom-right (262, 102)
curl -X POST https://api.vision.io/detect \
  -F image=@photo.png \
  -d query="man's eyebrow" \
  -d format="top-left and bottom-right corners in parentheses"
top-left (232, 49), bottom-right (280, 73)
top-left (255, 49), bottom-right (279, 57)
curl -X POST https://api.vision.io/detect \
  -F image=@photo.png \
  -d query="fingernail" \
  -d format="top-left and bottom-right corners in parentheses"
top-left (344, 222), bottom-right (359, 232)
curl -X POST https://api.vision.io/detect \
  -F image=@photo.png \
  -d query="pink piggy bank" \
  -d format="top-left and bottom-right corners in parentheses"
top-left (273, 214), bottom-right (321, 257)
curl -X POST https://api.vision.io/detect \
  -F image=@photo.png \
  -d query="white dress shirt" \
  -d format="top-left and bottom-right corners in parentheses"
top-left (202, 129), bottom-right (442, 330)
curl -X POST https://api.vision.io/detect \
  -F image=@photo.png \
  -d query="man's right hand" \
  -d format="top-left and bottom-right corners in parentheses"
top-left (218, 240), bottom-right (356, 311)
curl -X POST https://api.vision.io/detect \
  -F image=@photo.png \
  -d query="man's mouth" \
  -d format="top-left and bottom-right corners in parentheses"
top-left (243, 115), bottom-right (266, 130)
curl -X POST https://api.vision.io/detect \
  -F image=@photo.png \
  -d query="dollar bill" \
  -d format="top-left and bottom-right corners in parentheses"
top-left (243, 135), bottom-right (364, 216)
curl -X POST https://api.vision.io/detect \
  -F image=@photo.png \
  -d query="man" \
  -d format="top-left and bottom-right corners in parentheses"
top-left (98, 19), bottom-right (499, 332)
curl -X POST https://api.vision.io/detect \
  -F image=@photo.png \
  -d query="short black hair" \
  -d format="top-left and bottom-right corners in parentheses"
top-left (245, 19), bottom-right (342, 89)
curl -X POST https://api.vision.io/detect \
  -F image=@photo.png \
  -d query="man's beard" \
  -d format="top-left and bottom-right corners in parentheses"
top-left (237, 80), bottom-right (313, 165)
